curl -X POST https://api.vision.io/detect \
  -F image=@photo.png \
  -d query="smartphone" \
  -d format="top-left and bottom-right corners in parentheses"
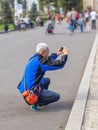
top-left (60, 47), bottom-right (63, 51)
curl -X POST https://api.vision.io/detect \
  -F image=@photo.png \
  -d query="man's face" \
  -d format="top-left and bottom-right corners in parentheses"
top-left (42, 48), bottom-right (50, 58)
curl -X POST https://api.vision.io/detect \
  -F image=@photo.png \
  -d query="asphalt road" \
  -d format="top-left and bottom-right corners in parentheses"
top-left (0, 22), bottom-right (96, 130)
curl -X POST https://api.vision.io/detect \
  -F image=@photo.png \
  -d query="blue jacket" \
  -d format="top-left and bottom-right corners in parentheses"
top-left (17, 53), bottom-right (68, 93)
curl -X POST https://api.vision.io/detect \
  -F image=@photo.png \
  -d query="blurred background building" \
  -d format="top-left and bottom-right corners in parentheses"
top-left (14, 0), bottom-right (39, 18)
top-left (26, 0), bottom-right (39, 11)
top-left (83, 0), bottom-right (98, 12)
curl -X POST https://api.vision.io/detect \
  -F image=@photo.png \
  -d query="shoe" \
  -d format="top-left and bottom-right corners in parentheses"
top-left (30, 104), bottom-right (39, 111)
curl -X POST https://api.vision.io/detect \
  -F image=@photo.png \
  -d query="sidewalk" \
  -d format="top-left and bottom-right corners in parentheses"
top-left (82, 46), bottom-right (98, 130)
top-left (65, 30), bottom-right (98, 130)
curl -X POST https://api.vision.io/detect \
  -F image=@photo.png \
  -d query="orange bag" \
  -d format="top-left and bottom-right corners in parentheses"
top-left (20, 71), bottom-right (41, 105)
top-left (22, 90), bottom-right (38, 105)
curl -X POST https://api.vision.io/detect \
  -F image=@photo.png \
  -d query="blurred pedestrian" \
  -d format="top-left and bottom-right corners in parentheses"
top-left (4, 24), bottom-right (9, 33)
top-left (67, 18), bottom-right (74, 35)
top-left (77, 14), bottom-right (86, 33)
top-left (90, 9), bottom-right (97, 30)
top-left (56, 12), bottom-right (61, 24)
top-left (71, 7), bottom-right (77, 30)
top-left (84, 10), bottom-right (89, 23)
top-left (46, 18), bottom-right (55, 34)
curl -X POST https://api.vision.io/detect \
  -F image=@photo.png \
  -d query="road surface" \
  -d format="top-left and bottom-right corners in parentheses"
top-left (0, 22), bottom-right (96, 130)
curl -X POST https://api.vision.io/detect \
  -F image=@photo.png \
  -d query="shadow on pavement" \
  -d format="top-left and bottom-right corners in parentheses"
top-left (40, 100), bottom-right (74, 112)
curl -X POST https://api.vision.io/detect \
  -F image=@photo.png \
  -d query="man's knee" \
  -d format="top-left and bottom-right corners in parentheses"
top-left (54, 93), bottom-right (60, 102)
top-left (43, 77), bottom-right (50, 89)
top-left (45, 77), bottom-right (50, 84)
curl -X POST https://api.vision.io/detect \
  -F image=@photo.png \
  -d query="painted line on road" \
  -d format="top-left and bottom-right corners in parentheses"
top-left (65, 31), bottom-right (98, 130)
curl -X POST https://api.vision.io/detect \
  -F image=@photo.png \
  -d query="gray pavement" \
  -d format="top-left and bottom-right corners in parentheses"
top-left (0, 21), bottom-right (97, 130)
top-left (65, 29), bottom-right (98, 130)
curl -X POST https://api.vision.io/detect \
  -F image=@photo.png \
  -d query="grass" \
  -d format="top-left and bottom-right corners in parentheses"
top-left (0, 24), bottom-right (14, 31)
top-left (0, 19), bottom-right (47, 31)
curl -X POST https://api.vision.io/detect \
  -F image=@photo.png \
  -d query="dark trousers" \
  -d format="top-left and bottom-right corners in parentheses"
top-left (92, 20), bottom-right (96, 29)
top-left (24, 77), bottom-right (60, 106)
top-left (38, 77), bottom-right (60, 106)
top-left (41, 77), bottom-right (50, 90)
top-left (80, 24), bottom-right (83, 32)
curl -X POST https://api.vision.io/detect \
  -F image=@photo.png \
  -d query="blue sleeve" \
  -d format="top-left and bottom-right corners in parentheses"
top-left (49, 53), bottom-right (58, 60)
top-left (40, 55), bottom-right (68, 71)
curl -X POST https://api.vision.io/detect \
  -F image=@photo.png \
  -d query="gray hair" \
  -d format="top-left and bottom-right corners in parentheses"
top-left (36, 43), bottom-right (49, 53)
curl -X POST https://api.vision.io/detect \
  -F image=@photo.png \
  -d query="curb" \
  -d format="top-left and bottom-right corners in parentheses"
top-left (0, 30), bottom-right (14, 34)
top-left (65, 31), bottom-right (98, 130)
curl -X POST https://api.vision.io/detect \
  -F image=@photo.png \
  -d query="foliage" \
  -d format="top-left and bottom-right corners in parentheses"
top-left (39, 0), bottom-right (62, 13)
top-left (39, 0), bottom-right (51, 14)
top-left (0, 0), bottom-right (13, 24)
top-left (62, 0), bottom-right (82, 12)
top-left (0, 23), bottom-right (14, 31)
top-left (29, 2), bottom-right (38, 21)
top-left (39, 0), bottom-right (83, 14)
top-left (76, 0), bottom-right (83, 11)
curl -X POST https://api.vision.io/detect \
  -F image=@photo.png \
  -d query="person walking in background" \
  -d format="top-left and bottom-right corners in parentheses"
top-left (90, 9), bottom-right (97, 30)
top-left (76, 12), bottom-right (80, 20)
top-left (56, 12), bottom-right (61, 24)
top-left (4, 24), bottom-right (9, 33)
top-left (36, 16), bottom-right (41, 26)
top-left (71, 7), bottom-right (77, 30)
top-left (67, 17), bottom-right (74, 35)
top-left (77, 14), bottom-right (86, 33)
top-left (84, 10), bottom-right (89, 23)
top-left (48, 11), bottom-right (55, 20)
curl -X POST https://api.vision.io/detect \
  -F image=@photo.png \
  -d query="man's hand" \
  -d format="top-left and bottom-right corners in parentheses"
top-left (57, 47), bottom-right (63, 55)
top-left (62, 47), bottom-right (68, 55)
top-left (57, 47), bottom-right (68, 55)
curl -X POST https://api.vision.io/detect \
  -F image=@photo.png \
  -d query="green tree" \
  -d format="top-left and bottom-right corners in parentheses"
top-left (62, 0), bottom-right (82, 12)
top-left (77, 0), bottom-right (83, 11)
top-left (1, 0), bottom-right (13, 24)
top-left (39, 0), bottom-right (67, 14)
top-left (52, 0), bottom-right (62, 9)
top-left (39, 0), bottom-right (51, 14)
top-left (29, 2), bottom-right (38, 21)
top-left (10, 0), bottom-right (14, 8)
